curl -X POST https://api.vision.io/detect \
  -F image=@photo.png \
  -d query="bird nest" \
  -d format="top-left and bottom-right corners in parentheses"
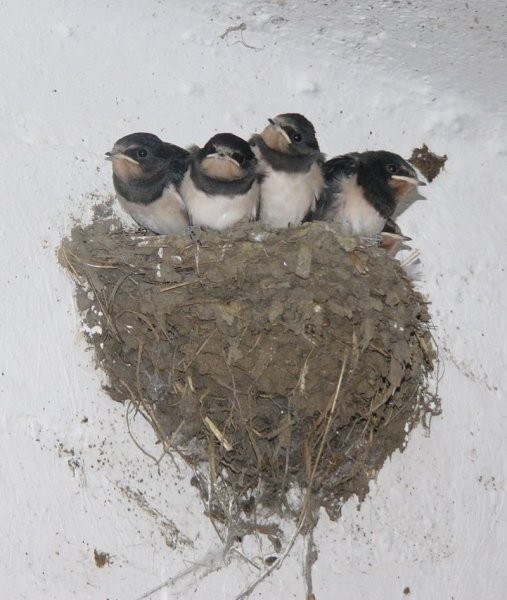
top-left (59, 203), bottom-right (437, 526)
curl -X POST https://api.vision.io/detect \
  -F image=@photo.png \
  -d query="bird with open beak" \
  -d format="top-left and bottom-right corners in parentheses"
top-left (180, 132), bottom-right (260, 231)
top-left (106, 132), bottom-right (190, 234)
top-left (250, 113), bottom-right (325, 228)
top-left (315, 150), bottom-right (426, 238)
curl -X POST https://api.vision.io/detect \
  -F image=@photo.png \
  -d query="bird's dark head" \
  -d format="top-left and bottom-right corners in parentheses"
top-left (358, 151), bottom-right (426, 201)
top-left (106, 132), bottom-right (181, 181)
top-left (197, 133), bottom-right (257, 181)
top-left (260, 113), bottom-right (320, 157)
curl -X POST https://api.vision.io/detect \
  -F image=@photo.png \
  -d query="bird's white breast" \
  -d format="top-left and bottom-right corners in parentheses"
top-left (181, 173), bottom-right (259, 231)
top-left (118, 184), bottom-right (189, 235)
top-left (258, 160), bottom-right (323, 228)
top-left (333, 175), bottom-right (386, 237)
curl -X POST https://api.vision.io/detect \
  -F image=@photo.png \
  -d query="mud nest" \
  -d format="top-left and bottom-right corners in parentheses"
top-left (60, 209), bottom-right (437, 522)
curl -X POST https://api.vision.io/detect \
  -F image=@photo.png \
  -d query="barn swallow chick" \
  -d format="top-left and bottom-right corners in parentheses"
top-left (315, 151), bottom-right (426, 237)
top-left (250, 113), bottom-right (324, 228)
top-left (380, 218), bottom-right (412, 256)
top-left (106, 132), bottom-right (189, 235)
top-left (180, 133), bottom-right (260, 231)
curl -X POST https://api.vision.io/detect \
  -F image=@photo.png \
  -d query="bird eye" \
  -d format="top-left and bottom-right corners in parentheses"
top-left (387, 164), bottom-right (397, 174)
top-left (292, 133), bottom-right (302, 143)
top-left (231, 152), bottom-right (245, 165)
top-left (137, 148), bottom-right (148, 159)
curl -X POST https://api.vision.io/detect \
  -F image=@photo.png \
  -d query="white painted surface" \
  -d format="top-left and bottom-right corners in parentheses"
top-left (1, 1), bottom-right (506, 598)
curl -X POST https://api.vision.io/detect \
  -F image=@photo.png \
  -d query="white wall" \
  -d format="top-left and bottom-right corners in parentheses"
top-left (1, 1), bottom-right (505, 598)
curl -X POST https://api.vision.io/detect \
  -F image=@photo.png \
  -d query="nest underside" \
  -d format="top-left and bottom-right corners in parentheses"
top-left (60, 215), bottom-right (437, 522)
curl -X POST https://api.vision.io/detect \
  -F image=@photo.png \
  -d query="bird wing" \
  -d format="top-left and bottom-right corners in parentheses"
top-left (163, 143), bottom-right (190, 187)
top-left (314, 154), bottom-right (360, 219)
top-left (323, 154), bottom-right (360, 181)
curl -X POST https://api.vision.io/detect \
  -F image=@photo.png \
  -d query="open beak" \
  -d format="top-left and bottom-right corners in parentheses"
top-left (206, 152), bottom-right (240, 167)
top-left (391, 174), bottom-right (426, 186)
top-left (381, 231), bottom-right (412, 242)
top-left (268, 118), bottom-right (291, 144)
top-left (380, 231), bottom-right (412, 256)
top-left (105, 150), bottom-right (139, 164)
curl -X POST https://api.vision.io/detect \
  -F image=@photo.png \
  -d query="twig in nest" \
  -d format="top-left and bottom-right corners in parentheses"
top-left (62, 245), bottom-right (126, 270)
top-left (125, 400), bottom-right (161, 465)
top-left (307, 352), bottom-right (349, 491)
top-left (86, 275), bottom-right (122, 342)
top-left (160, 280), bottom-right (200, 293)
top-left (400, 249), bottom-right (421, 269)
top-left (107, 269), bottom-right (136, 302)
top-left (194, 241), bottom-right (201, 276)
top-left (58, 246), bottom-right (83, 283)
top-left (179, 328), bottom-right (216, 369)
top-left (247, 332), bottom-right (263, 354)
top-left (133, 342), bottom-right (177, 466)
top-left (304, 353), bottom-right (348, 458)
top-left (296, 347), bottom-right (315, 394)
top-left (115, 310), bottom-right (161, 342)
top-left (204, 416), bottom-right (233, 451)
top-left (252, 416), bottom-right (293, 441)
top-left (415, 331), bottom-right (432, 363)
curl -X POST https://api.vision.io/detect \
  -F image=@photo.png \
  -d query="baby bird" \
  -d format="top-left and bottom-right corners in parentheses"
top-left (180, 133), bottom-right (260, 231)
top-left (315, 151), bottom-right (426, 237)
top-left (250, 113), bottom-right (324, 228)
top-left (106, 132), bottom-right (189, 234)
